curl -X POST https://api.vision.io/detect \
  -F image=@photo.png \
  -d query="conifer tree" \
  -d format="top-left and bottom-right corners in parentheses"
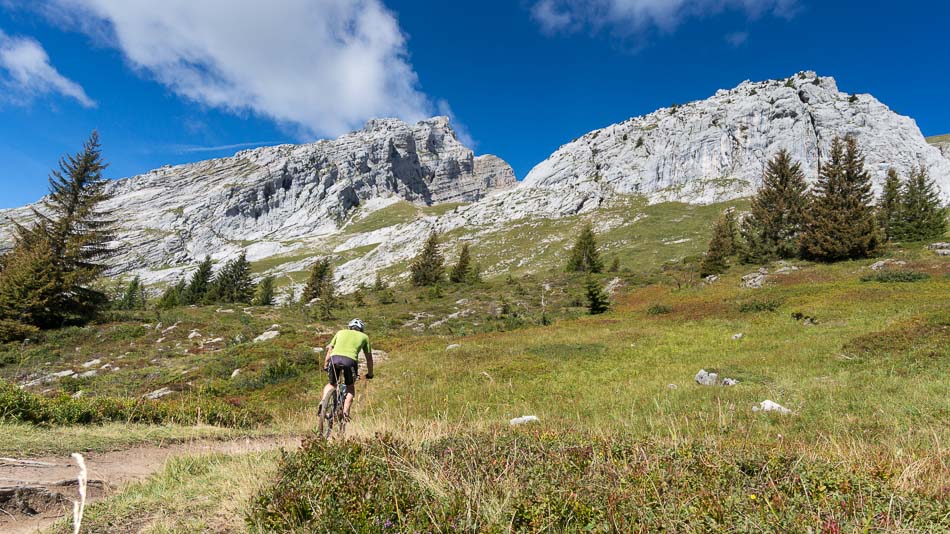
top-left (353, 284), bottom-right (366, 307)
top-left (608, 257), bottom-right (621, 273)
top-left (0, 235), bottom-right (62, 331)
top-left (208, 252), bottom-right (254, 303)
top-left (893, 167), bottom-right (946, 241)
top-left (800, 136), bottom-right (881, 261)
top-left (878, 168), bottom-right (902, 241)
top-left (585, 276), bottom-right (609, 315)
top-left (700, 209), bottom-right (739, 277)
top-left (449, 243), bottom-right (473, 283)
top-left (303, 258), bottom-right (333, 303)
top-left (566, 223), bottom-right (604, 273)
top-left (410, 231), bottom-right (444, 286)
top-left (158, 279), bottom-right (186, 309)
top-left (254, 276), bottom-right (276, 306)
top-left (372, 273), bottom-right (386, 292)
top-left (182, 256), bottom-right (213, 305)
top-left (115, 276), bottom-right (146, 310)
top-left (1, 133), bottom-right (115, 327)
top-left (740, 150), bottom-right (808, 262)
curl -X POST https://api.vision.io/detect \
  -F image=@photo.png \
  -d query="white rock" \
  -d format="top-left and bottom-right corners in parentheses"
top-left (312, 347), bottom-right (324, 353)
top-left (156, 337), bottom-right (165, 344)
top-left (81, 358), bottom-right (101, 368)
top-left (207, 337), bottom-right (225, 344)
top-left (509, 415), bottom-right (540, 426)
top-left (667, 383), bottom-right (678, 390)
top-left (144, 387), bottom-right (174, 400)
top-left (72, 390), bottom-right (84, 398)
top-left (704, 275), bottom-right (719, 283)
top-left (188, 330), bottom-right (202, 339)
top-left (927, 242), bottom-right (950, 250)
top-left (732, 333), bottom-right (744, 340)
top-left (79, 370), bottom-right (97, 378)
top-left (231, 368), bottom-right (242, 379)
top-left (254, 330), bottom-right (280, 343)
top-left (216, 308), bottom-right (235, 313)
top-left (752, 400), bottom-right (793, 415)
top-left (161, 321), bottom-right (180, 334)
top-left (722, 378), bottom-right (739, 386)
top-left (694, 369), bottom-right (718, 386)
top-left (446, 344), bottom-right (461, 350)
top-left (870, 259), bottom-right (906, 271)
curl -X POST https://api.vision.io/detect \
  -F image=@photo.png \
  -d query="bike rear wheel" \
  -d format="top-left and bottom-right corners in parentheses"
top-left (317, 388), bottom-right (337, 439)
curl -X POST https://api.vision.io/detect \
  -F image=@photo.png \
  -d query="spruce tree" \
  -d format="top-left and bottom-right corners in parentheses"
top-left (585, 276), bottom-right (609, 315)
top-left (372, 273), bottom-right (386, 292)
top-left (254, 276), bottom-right (276, 306)
top-left (800, 136), bottom-right (881, 261)
top-left (608, 257), bottom-right (621, 273)
top-left (741, 150), bottom-right (808, 262)
top-left (878, 168), bottom-right (902, 241)
top-left (158, 279), bottom-right (186, 309)
top-left (303, 258), bottom-right (333, 303)
top-left (700, 209), bottom-right (739, 277)
top-left (566, 223), bottom-right (604, 273)
top-left (893, 167), bottom-right (946, 241)
top-left (6, 133), bottom-right (115, 325)
top-left (208, 252), bottom-right (254, 303)
top-left (182, 256), bottom-right (213, 305)
top-left (115, 276), bottom-right (146, 310)
top-left (0, 235), bottom-right (62, 330)
top-left (449, 243), bottom-right (473, 283)
top-left (410, 231), bottom-right (444, 286)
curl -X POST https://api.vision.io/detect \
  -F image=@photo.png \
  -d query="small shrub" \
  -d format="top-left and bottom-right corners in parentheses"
top-left (647, 304), bottom-right (672, 315)
top-left (738, 298), bottom-right (783, 313)
top-left (860, 270), bottom-right (929, 283)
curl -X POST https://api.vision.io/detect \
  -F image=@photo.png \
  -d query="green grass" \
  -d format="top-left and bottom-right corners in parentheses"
top-left (925, 133), bottom-right (950, 144)
top-left (344, 201), bottom-right (421, 234)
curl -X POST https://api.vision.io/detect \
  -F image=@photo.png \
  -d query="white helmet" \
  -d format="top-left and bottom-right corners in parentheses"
top-left (348, 318), bottom-right (365, 332)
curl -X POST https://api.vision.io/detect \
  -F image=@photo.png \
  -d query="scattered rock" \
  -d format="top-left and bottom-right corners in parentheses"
top-left (704, 275), bottom-right (719, 283)
top-left (231, 369), bottom-right (242, 379)
top-left (927, 242), bottom-right (950, 250)
top-left (72, 390), bottom-right (84, 398)
top-left (254, 330), bottom-right (280, 343)
top-left (694, 369), bottom-right (718, 386)
top-left (721, 378), bottom-right (739, 386)
top-left (144, 387), bottom-right (174, 400)
top-left (156, 337), bottom-right (165, 344)
top-left (667, 383), bottom-right (678, 390)
top-left (207, 337), bottom-right (225, 344)
top-left (732, 333), bottom-right (744, 340)
top-left (752, 400), bottom-right (792, 415)
top-left (604, 277), bottom-right (624, 295)
top-left (188, 330), bottom-right (202, 340)
top-left (312, 347), bottom-right (324, 353)
top-left (154, 322), bottom-right (163, 331)
top-left (741, 269), bottom-right (768, 288)
top-left (869, 259), bottom-right (907, 270)
top-left (216, 308), bottom-right (235, 314)
top-left (79, 370), bottom-right (97, 378)
top-left (446, 344), bottom-right (461, 350)
top-left (509, 415), bottom-right (540, 426)
top-left (161, 321), bottom-right (181, 334)
top-left (81, 358), bottom-right (101, 368)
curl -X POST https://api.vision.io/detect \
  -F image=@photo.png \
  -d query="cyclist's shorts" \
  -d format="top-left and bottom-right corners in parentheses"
top-left (327, 355), bottom-right (357, 386)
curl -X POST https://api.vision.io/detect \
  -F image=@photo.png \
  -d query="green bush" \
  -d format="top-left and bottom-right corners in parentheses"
top-left (860, 270), bottom-right (930, 283)
top-left (647, 304), bottom-right (672, 315)
top-left (738, 298), bottom-right (783, 313)
top-left (0, 379), bottom-right (268, 427)
top-left (247, 432), bottom-right (947, 533)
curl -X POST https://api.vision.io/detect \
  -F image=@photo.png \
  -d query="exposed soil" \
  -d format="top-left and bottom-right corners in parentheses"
top-left (0, 436), bottom-right (300, 534)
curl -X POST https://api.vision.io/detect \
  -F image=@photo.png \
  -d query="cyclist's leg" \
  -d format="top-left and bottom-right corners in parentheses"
top-left (320, 364), bottom-right (339, 414)
top-left (341, 361), bottom-right (356, 418)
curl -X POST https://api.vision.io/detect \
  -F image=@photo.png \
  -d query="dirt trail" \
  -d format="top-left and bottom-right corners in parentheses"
top-left (0, 436), bottom-right (301, 534)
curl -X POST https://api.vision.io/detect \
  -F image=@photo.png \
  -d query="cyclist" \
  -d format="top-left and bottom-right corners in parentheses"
top-left (321, 318), bottom-right (374, 421)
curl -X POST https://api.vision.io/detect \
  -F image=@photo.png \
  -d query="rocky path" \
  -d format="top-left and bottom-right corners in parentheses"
top-left (0, 436), bottom-right (301, 534)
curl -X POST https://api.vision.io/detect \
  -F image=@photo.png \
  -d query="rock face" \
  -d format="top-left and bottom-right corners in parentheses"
top-left (522, 71), bottom-right (950, 205)
top-left (928, 135), bottom-right (950, 158)
top-left (0, 116), bottom-right (515, 277)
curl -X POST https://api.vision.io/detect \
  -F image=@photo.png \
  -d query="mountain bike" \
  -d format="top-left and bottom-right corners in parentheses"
top-left (317, 365), bottom-right (352, 439)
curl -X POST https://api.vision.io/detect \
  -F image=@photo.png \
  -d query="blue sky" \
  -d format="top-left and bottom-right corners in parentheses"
top-left (1, 0), bottom-right (948, 209)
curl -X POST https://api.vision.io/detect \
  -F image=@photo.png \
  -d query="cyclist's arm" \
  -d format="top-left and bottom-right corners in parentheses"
top-left (363, 339), bottom-right (374, 377)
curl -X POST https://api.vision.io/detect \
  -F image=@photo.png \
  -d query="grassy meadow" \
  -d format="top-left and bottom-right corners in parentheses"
top-left (1, 199), bottom-right (948, 532)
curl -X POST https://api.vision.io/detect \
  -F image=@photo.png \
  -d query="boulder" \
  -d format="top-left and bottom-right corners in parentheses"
top-left (253, 330), bottom-right (280, 343)
top-left (752, 400), bottom-right (792, 415)
top-left (509, 415), bottom-right (540, 426)
top-left (144, 387), bottom-right (174, 400)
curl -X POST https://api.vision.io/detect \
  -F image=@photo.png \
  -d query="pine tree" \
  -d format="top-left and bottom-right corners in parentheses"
top-left (893, 167), bottom-right (946, 241)
top-left (115, 276), bottom-right (146, 310)
top-left (182, 256), bottom-right (213, 305)
top-left (740, 150), bottom-right (808, 262)
top-left (700, 209), bottom-right (739, 277)
top-left (372, 273), bottom-right (386, 292)
top-left (158, 279), bottom-right (186, 309)
top-left (254, 276), bottom-right (276, 306)
top-left (303, 258), bottom-right (333, 303)
top-left (585, 276), bottom-right (609, 315)
top-left (608, 257), bottom-right (621, 273)
top-left (449, 243), bottom-right (473, 283)
top-left (208, 252), bottom-right (254, 303)
top-left (410, 231), bottom-right (444, 286)
top-left (566, 223), bottom-right (604, 273)
top-left (0, 235), bottom-right (62, 330)
top-left (878, 168), bottom-right (902, 241)
top-left (800, 136), bottom-right (881, 261)
top-left (353, 285), bottom-right (366, 307)
top-left (5, 133), bottom-right (115, 325)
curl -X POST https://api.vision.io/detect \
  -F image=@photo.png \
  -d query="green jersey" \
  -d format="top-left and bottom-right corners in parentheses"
top-left (329, 329), bottom-right (371, 362)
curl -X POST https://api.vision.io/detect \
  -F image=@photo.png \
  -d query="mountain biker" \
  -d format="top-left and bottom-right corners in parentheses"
top-left (321, 318), bottom-right (374, 421)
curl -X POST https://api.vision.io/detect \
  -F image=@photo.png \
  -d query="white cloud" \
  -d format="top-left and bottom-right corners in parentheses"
top-left (530, 0), bottom-right (797, 37)
top-left (48, 0), bottom-right (434, 138)
top-left (0, 29), bottom-right (95, 107)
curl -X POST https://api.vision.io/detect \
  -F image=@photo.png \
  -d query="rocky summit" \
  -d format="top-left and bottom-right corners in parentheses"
top-left (1, 72), bottom-right (948, 291)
